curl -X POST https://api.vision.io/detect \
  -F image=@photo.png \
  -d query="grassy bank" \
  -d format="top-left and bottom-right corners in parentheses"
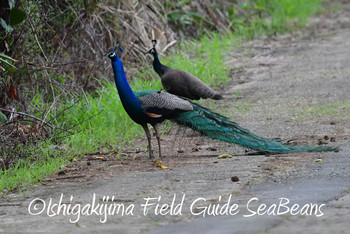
top-left (0, 0), bottom-right (328, 193)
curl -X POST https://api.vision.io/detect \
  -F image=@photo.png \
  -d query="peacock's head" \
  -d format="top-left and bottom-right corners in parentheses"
top-left (106, 51), bottom-right (117, 59)
top-left (106, 46), bottom-right (123, 59)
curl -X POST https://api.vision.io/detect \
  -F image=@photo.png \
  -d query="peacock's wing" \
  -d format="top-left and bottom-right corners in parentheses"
top-left (136, 90), bottom-right (193, 115)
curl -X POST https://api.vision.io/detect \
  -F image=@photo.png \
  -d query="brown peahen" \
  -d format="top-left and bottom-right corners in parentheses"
top-left (147, 40), bottom-right (223, 100)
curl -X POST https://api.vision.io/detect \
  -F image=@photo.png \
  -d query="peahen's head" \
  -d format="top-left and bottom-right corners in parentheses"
top-left (147, 39), bottom-right (159, 58)
top-left (147, 47), bottom-right (157, 56)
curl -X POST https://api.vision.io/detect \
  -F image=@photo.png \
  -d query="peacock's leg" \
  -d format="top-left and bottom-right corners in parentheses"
top-left (153, 124), bottom-right (162, 157)
top-left (142, 124), bottom-right (153, 159)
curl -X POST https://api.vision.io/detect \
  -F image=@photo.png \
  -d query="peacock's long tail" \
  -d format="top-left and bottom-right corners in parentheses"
top-left (175, 102), bottom-right (337, 154)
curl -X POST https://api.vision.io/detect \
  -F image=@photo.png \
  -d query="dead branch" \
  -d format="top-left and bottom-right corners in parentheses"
top-left (0, 108), bottom-right (74, 135)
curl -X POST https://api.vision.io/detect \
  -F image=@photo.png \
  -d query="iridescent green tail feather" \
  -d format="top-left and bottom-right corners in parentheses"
top-left (175, 102), bottom-right (337, 154)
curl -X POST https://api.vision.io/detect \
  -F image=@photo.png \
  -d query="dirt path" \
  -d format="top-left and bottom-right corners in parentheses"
top-left (1, 6), bottom-right (350, 234)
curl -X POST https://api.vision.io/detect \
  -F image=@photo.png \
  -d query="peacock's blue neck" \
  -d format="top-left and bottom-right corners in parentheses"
top-left (111, 57), bottom-right (145, 124)
top-left (152, 51), bottom-right (168, 76)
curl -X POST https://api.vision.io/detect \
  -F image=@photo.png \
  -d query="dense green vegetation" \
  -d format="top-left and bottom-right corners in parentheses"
top-left (0, 0), bottom-right (329, 192)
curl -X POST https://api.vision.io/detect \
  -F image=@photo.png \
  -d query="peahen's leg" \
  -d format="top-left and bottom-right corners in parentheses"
top-left (153, 124), bottom-right (162, 157)
top-left (142, 124), bottom-right (153, 159)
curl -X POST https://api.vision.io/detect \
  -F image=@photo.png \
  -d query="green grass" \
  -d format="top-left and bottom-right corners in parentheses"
top-left (236, 0), bottom-right (325, 37)
top-left (0, 142), bottom-right (66, 192)
top-left (292, 99), bottom-right (350, 122)
top-left (0, 0), bottom-right (329, 193)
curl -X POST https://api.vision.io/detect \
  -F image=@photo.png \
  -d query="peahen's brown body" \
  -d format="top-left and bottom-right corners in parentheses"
top-left (147, 47), bottom-right (223, 100)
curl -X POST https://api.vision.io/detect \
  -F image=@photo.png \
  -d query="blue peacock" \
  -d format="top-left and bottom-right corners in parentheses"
top-left (106, 49), bottom-right (337, 158)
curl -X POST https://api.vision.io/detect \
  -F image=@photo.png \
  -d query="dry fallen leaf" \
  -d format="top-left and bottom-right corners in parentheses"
top-left (155, 161), bottom-right (169, 169)
top-left (92, 155), bottom-right (108, 159)
top-left (109, 151), bottom-right (120, 156)
top-left (218, 154), bottom-right (233, 159)
top-left (93, 151), bottom-right (121, 160)
top-left (315, 158), bottom-right (323, 163)
top-left (75, 222), bottom-right (86, 228)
